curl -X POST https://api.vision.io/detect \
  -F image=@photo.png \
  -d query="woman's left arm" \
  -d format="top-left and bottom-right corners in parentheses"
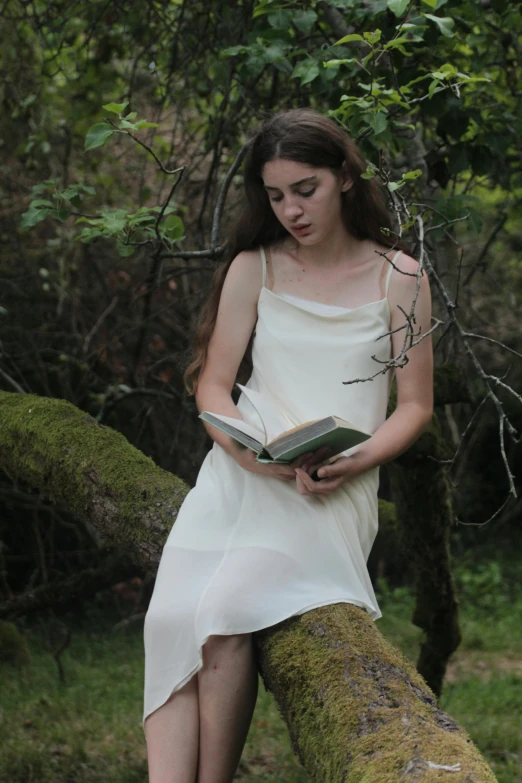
top-left (295, 254), bottom-right (433, 495)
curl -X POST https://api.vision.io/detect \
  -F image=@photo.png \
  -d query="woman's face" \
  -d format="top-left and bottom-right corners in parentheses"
top-left (261, 158), bottom-right (352, 244)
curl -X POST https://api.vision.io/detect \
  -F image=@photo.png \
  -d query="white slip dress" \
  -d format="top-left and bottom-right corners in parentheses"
top-left (143, 246), bottom-right (399, 723)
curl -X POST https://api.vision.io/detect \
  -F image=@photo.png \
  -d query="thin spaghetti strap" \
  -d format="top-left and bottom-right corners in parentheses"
top-left (384, 250), bottom-right (401, 295)
top-left (260, 246), bottom-right (267, 288)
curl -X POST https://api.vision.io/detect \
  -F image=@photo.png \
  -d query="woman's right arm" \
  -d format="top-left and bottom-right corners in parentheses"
top-left (194, 249), bottom-right (261, 456)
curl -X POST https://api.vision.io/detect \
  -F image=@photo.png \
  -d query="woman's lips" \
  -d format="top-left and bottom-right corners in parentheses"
top-left (291, 224), bottom-right (311, 235)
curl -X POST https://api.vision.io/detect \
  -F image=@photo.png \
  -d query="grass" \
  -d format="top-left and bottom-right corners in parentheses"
top-left (1, 576), bottom-right (521, 783)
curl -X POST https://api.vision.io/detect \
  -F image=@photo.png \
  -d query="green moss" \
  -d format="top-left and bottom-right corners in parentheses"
top-left (256, 604), bottom-right (497, 782)
top-left (0, 391), bottom-right (189, 562)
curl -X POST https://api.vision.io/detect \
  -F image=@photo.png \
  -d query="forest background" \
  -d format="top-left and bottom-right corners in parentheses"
top-left (0, 0), bottom-right (521, 781)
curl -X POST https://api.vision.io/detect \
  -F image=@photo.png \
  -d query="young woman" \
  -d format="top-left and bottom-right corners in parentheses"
top-left (143, 108), bottom-right (433, 783)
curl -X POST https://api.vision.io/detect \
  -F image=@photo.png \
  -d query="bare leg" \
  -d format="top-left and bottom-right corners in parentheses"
top-left (197, 633), bottom-right (259, 783)
top-left (145, 673), bottom-right (200, 783)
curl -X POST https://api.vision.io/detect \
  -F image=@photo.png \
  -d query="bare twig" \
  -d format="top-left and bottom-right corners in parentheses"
top-left (463, 332), bottom-right (522, 361)
top-left (83, 296), bottom-right (119, 354)
top-left (105, 119), bottom-right (185, 176)
top-left (0, 366), bottom-right (27, 394)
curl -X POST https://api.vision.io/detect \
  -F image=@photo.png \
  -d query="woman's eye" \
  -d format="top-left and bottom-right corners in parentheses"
top-left (270, 188), bottom-right (316, 203)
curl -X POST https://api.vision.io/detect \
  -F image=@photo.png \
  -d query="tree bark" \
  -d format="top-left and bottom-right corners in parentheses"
top-left (386, 370), bottom-right (464, 697)
top-left (256, 604), bottom-right (494, 782)
top-left (387, 412), bottom-right (462, 700)
top-left (0, 390), bottom-right (497, 782)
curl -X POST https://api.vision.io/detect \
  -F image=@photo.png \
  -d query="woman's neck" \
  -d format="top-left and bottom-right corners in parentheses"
top-left (285, 228), bottom-right (375, 270)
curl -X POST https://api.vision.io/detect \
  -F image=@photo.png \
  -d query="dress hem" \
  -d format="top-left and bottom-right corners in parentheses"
top-left (142, 594), bottom-right (381, 728)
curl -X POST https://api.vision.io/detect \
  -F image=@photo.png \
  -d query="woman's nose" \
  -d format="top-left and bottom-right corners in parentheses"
top-left (283, 199), bottom-right (303, 219)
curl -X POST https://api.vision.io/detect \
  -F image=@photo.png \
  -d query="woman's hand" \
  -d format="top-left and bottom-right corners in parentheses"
top-left (294, 453), bottom-right (365, 496)
top-left (233, 445), bottom-right (332, 482)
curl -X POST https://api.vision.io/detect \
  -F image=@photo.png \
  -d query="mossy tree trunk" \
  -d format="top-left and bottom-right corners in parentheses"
top-left (0, 391), bottom-right (496, 782)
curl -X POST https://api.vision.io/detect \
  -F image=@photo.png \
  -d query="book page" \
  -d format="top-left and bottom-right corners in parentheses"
top-left (199, 412), bottom-right (265, 445)
top-left (235, 384), bottom-right (287, 443)
top-left (267, 418), bottom-right (323, 446)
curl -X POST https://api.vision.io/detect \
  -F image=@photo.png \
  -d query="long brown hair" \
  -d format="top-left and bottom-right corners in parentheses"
top-left (184, 108), bottom-right (403, 395)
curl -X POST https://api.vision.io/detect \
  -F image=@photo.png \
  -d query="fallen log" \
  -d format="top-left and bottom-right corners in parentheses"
top-left (0, 391), bottom-right (496, 782)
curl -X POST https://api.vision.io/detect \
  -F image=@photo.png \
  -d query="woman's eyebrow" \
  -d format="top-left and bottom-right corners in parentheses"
top-left (263, 175), bottom-right (317, 191)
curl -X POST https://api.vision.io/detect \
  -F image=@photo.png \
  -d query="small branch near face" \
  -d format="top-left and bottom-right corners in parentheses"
top-left (211, 142), bottom-right (252, 250)
top-left (105, 118), bottom-right (184, 176)
top-left (153, 167), bottom-right (185, 244)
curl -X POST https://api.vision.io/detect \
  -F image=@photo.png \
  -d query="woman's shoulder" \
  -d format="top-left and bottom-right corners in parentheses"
top-left (227, 247), bottom-right (263, 275)
top-left (386, 248), bottom-right (431, 315)
top-left (391, 248), bottom-right (420, 275)
top-left (388, 249), bottom-right (427, 288)
top-left (223, 247), bottom-right (264, 299)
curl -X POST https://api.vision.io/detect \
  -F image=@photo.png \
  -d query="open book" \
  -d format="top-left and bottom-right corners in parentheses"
top-left (199, 384), bottom-right (371, 464)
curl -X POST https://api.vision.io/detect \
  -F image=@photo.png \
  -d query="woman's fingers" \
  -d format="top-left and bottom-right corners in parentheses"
top-left (290, 451), bottom-right (314, 469)
top-left (295, 467), bottom-right (344, 495)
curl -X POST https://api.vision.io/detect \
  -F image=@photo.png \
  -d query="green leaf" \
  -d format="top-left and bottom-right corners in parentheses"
top-left (85, 123), bottom-right (114, 151)
top-left (402, 169), bottom-right (423, 181)
top-left (363, 29), bottom-right (382, 45)
top-left (361, 165), bottom-right (376, 180)
top-left (267, 10), bottom-right (292, 28)
top-left (431, 63), bottom-right (457, 79)
top-left (420, 0), bottom-right (437, 7)
top-left (334, 33), bottom-right (364, 45)
top-left (77, 228), bottom-right (104, 243)
top-left (134, 120), bottom-right (159, 130)
top-left (428, 79), bottom-right (440, 98)
top-left (100, 209), bottom-right (127, 234)
top-left (60, 183), bottom-right (96, 200)
top-left (31, 181), bottom-right (55, 195)
top-left (387, 0), bottom-right (410, 16)
top-left (21, 206), bottom-right (51, 228)
top-left (29, 199), bottom-right (53, 208)
top-left (423, 14), bottom-right (455, 37)
top-left (221, 45), bottom-right (247, 56)
top-left (164, 215), bottom-right (184, 241)
top-left (116, 241), bottom-right (136, 257)
top-left (367, 111), bottom-right (388, 135)
top-left (385, 37), bottom-right (414, 49)
top-left (293, 10), bottom-right (317, 34)
top-left (323, 58), bottom-right (355, 68)
top-left (102, 101), bottom-right (129, 115)
top-left (49, 208), bottom-right (70, 222)
top-left (291, 60), bottom-right (320, 85)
